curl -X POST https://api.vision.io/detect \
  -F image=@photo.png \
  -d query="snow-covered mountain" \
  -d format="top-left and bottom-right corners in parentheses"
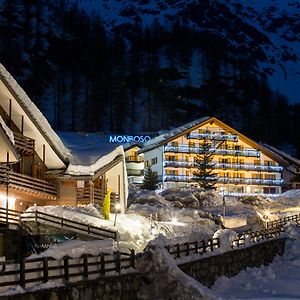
top-left (76, 0), bottom-right (300, 103)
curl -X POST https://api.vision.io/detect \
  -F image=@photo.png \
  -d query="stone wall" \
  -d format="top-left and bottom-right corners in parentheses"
top-left (179, 238), bottom-right (286, 287)
top-left (0, 273), bottom-right (144, 300)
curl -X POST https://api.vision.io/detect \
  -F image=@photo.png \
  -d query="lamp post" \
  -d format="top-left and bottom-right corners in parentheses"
top-left (114, 202), bottom-right (121, 226)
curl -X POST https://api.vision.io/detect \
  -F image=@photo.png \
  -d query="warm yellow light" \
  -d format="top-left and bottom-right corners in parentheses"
top-left (115, 203), bottom-right (121, 211)
top-left (0, 194), bottom-right (16, 210)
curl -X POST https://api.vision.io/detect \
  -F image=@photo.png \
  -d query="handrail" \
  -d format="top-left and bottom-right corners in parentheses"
top-left (0, 165), bottom-right (57, 196)
top-left (13, 131), bottom-right (35, 152)
top-left (164, 174), bottom-right (283, 185)
top-left (0, 207), bottom-right (21, 225)
top-left (0, 250), bottom-right (135, 288)
top-left (164, 145), bottom-right (260, 157)
top-left (21, 210), bottom-right (117, 240)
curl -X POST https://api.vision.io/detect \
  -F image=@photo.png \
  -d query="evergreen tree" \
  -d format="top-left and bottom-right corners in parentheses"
top-left (193, 139), bottom-right (217, 190)
top-left (142, 167), bottom-right (158, 190)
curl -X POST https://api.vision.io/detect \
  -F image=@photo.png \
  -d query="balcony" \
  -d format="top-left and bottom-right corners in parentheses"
top-left (217, 177), bottom-right (283, 186)
top-left (164, 161), bottom-right (194, 168)
top-left (77, 187), bottom-right (119, 207)
top-left (164, 161), bottom-right (282, 173)
top-left (0, 165), bottom-right (57, 198)
top-left (214, 163), bottom-right (283, 172)
top-left (13, 131), bottom-right (35, 155)
top-left (164, 174), bottom-right (283, 186)
top-left (188, 132), bottom-right (238, 141)
top-left (125, 156), bottom-right (144, 163)
top-left (164, 145), bottom-right (260, 157)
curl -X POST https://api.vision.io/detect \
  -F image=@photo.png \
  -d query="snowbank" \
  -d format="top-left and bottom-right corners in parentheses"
top-left (280, 189), bottom-right (300, 198)
top-left (28, 240), bottom-right (116, 260)
top-left (136, 236), bottom-right (219, 300)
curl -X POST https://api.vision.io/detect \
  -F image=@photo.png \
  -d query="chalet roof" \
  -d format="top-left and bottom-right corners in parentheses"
top-left (0, 63), bottom-right (69, 168)
top-left (139, 116), bottom-right (211, 153)
top-left (58, 132), bottom-right (125, 177)
top-left (262, 144), bottom-right (300, 167)
top-left (138, 116), bottom-right (287, 165)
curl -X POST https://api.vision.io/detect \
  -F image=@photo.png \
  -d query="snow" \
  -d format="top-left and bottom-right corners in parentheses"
top-left (28, 239), bottom-right (116, 260)
top-left (65, 145), bottom-right (125, 176)
top-left (280, 189), bottom-right (300, 198)
top-left (140, 116), bottom-right (211, 153)
top-left (212, 225), bottom-right (300, 299)
top-left (213, 229), bottom-right (238, 251)
top-left (0, 116), bottom-right (14, 144)
top-left (0, 63), bottom-right (70, 162)
top-left (136, 236), bottom-right (219, 300)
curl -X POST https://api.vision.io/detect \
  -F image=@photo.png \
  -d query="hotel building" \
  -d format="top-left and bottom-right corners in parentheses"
top-left (139, 117), bottom-right (284, 196)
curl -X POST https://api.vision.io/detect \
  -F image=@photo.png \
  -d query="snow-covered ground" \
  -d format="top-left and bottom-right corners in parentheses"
top-left (212, 225), bottom-right (300, 299)
top-left (2, 188), bottom-right (300, 298)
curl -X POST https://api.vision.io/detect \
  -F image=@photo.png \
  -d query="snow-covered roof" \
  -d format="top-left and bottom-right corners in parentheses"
top-left (0, 63), bottom-right (69, 168)
top-left (262, 144), bottom-right (300, 167)
top-left (139, 116), bottom-right (211, 153)
top-left (58, 132), bottom-right (125, 176)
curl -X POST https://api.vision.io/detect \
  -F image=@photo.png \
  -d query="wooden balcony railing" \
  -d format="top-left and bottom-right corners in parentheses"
top-left (125, 156), bottom-right (144, 163)
top-left (13, 131), bottom-right (35, 155)
top-left (77, 187), bottom-right (120, 208)
top-left (0, 165), bottom-right (57, 198)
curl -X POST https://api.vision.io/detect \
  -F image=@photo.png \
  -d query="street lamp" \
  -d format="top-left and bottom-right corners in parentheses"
top-left (114, 202), bottom-right (121, 226)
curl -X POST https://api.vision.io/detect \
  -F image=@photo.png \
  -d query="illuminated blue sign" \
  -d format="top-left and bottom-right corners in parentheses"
top-left (109, 135), bottom-right (151, 143)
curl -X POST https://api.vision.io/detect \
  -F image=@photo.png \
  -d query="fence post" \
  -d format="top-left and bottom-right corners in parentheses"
top-left (115, 251), bottom-right (121, 274)
top-left (210, 239), bottom-right (214, 251)
top-left (185, 242), bottom-right (190, 256)
top-left (100, 254), bottom-right (105, 276)
top-left (176, 244), bottom-right (180, 258)
top-left (61, 218), bottom-right (64, 228)
top-left (202, 240), bottom-right (206, 254)
top-left (19, 257), bottom-right (25, 288)
top-left (63, 256), bottom-right (69, 282)
top-left (43, 257), bottom-right (48, 283)
top-left (88, 224), bottom-right (90, 234)
top-left (83, 254), bottom-right (88, 280)
top-left (35, 210), bottom-right (38, 222)
top-left (194, 241), bottom-right (198, 254)
top-left (130, 249), bottom-right (135, 268)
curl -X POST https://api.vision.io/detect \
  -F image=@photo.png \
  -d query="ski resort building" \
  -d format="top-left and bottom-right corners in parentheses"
top-left (262, 144), bottom-right (300, 191)
top-left (139, 117), bottom-right (284, 196)
top-left (0, 63), bottom-right (127, 213)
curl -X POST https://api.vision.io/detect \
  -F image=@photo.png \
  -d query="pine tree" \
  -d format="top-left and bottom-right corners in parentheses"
top-left (193, 139), bottom-right (217, 190)
top-left (142, 167), bottom-right (158, 190)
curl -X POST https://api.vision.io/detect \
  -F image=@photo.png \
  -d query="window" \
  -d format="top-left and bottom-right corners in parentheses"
top-left (252, 173), bottom-right (261, 179)
top-left (145, 161), bottom-right (149, 168)
top-left (151, 157), bottom-right (158, 165)
top-left (264, 160), bottom-right (275, 166)
top-left (265, 174), bottom-right (276, 180)
top-left (254, 160), bottom-right (260, 166)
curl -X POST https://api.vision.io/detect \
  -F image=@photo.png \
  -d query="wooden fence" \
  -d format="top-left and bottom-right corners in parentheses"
top-left (165, 238), bottom-right (220, 259)
top-left (266, 213), bottom-right (300, 229)
top-left (165, 226), bottom-right (285, 259)
top-left (0, 250), bottom-right (135, 288)
top-left (231, 227), bottom-right (285, 248)
top-left (0, 207), bottom-right (21, 226)
top-left (20, 210), bottom-right (117, 241)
